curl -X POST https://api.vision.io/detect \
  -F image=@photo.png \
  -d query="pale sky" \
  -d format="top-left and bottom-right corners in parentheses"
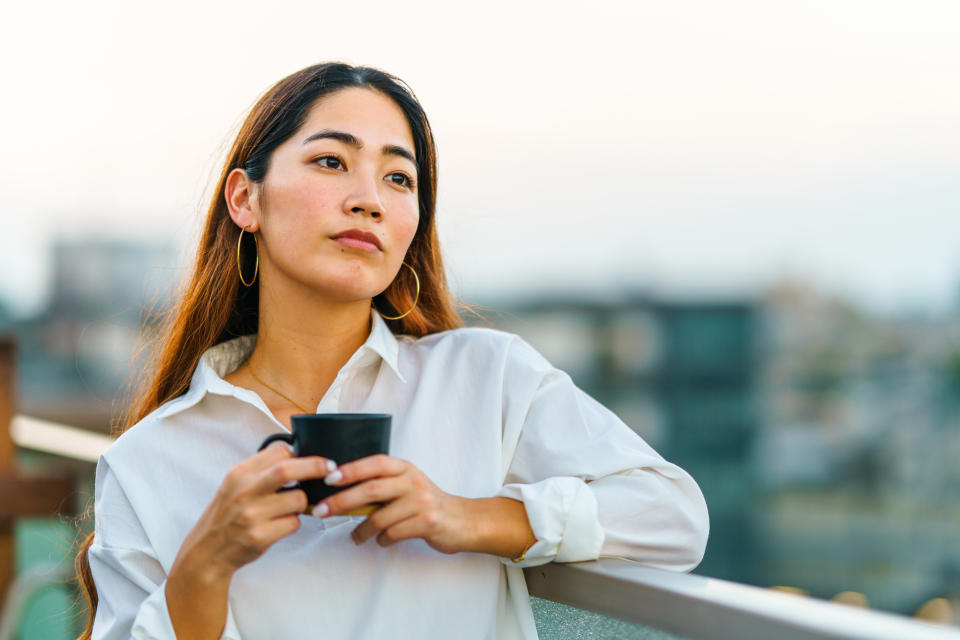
top-left (2, 0), bottom-right (959, 316)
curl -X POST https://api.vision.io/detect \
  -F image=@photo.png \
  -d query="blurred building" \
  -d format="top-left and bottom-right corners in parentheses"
top-left (5, 238), bottom-right (176, 430)
top-left (754, 280), bottom-right (960, 613)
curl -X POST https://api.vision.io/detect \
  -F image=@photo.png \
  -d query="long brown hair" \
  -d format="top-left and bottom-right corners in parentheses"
top-left (73, 62), bottom-right (463, 639)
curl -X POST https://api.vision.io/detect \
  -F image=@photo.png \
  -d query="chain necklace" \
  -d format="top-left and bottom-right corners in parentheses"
top-left (245, 361), bottom-right (312, 414)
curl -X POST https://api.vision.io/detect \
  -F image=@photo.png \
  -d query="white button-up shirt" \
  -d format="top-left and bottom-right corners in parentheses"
top-left (89, 310), bottom-right (709, 639)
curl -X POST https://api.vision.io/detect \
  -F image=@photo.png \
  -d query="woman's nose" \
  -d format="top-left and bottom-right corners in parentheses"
top-left (343, 172), bottom-right (383, 220)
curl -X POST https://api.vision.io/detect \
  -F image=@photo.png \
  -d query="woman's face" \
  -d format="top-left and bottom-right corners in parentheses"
top-left (244, 87), bottom-right (420, 304)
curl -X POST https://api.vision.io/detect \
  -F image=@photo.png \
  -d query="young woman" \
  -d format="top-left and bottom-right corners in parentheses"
top-left (75, 62), bottom-right (709, 640)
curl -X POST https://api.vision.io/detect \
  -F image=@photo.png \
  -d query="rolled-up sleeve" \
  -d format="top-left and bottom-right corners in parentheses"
top-left (90, 457), bottom-right (242, 639)
top-left (494, 336), bottom-right (709, 571)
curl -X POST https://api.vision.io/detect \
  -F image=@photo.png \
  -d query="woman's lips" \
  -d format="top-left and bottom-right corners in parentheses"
top-left (333, 236), bottom-right (380, 252)
top-left (330, 229), bottom-right (382, 253)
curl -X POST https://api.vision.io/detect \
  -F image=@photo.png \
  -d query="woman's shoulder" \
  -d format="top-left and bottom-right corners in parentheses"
top-left (401, 325), bottom-right (553, 372)
top-left (100, 394), bottom-right (192, 467)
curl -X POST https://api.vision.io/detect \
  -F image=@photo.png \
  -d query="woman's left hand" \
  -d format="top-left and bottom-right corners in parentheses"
top-left (313, 454), bottom-right (474, 554)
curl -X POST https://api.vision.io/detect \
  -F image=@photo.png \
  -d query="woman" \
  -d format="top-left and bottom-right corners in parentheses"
top-left (75, 62), bottom-right (709, 640)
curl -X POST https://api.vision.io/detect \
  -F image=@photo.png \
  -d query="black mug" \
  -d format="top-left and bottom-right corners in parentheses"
top-left (258, 413), bottom-right (392, 516)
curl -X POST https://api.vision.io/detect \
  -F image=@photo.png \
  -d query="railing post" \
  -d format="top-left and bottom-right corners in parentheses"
top-left (0, 337), bottom-right (77, 615)
top-left (0, 338), bottom-right (16, 606)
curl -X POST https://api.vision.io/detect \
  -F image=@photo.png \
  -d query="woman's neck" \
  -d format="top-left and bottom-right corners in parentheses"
top-left (245, 292), bottom-right (373, 414)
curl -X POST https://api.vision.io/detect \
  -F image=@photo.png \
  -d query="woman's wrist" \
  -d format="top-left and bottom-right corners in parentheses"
top-left (167, 554), bottom-right (234, 640)
top-left (462, 497), bottom-right (536, 560)
top-left (171, 539), bottom-right (236, 587)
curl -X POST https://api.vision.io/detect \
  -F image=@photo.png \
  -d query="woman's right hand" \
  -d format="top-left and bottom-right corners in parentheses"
top-left (174, 443), bottom-right (335, 576)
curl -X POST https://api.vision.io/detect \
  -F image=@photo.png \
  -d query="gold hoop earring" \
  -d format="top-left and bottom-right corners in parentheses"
top-left (237, 226), bottom-right (259, 287)
top-left (377, 262), bottom-right (420, 321)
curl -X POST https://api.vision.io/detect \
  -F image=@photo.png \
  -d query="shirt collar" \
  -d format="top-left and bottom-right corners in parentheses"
top-left (156, 309), bottom-right (404, 419)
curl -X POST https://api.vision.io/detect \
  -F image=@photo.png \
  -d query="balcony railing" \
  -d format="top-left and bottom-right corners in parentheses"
top-left (8, 416), bottom-right (960, 640)
top-left (525, 558), bottom-right (960, 639)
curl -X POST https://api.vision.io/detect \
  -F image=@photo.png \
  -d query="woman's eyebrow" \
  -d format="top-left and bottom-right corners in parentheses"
top-left (301, 129), bottom-right (416, 165)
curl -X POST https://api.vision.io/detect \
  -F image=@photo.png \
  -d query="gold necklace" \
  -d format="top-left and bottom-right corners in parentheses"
top-left (245, 361), bottom-right (312, 414)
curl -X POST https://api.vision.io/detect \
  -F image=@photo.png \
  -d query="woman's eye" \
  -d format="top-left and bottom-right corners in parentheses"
top-left (388, 172), bottom-right (414, 188)
top-left (315, 156), bottom-right (343, 170)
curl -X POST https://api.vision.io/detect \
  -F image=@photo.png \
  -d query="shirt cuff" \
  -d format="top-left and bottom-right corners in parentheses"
top-left (495, 476), bottom-right (605, 568)
top-left (131, 580), bottom-right (242, 640)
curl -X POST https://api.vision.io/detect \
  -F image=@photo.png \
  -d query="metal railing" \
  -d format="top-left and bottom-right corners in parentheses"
top-left (10, 416), bottom-right (960, 639)
top-left (11, 415), bottom-right (112, 464)
top-left (525, 558), bottom-right (960, 640)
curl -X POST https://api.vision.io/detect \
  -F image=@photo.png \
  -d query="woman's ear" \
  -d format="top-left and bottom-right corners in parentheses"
top-left (224, 168), bottom-right (261, 232)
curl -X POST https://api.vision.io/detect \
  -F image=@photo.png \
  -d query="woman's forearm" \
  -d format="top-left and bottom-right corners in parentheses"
top-left (463, 497), bottom-right (535, 560)
top-left (166, 556), bottom-right (233, 640)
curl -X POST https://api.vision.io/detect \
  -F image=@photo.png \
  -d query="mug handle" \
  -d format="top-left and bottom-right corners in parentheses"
top-left (259, 432), bottom-right (295, 452)
top-left (258, 433), bottom-right (300, 493)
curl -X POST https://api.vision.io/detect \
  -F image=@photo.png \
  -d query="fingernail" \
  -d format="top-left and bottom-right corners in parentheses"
top-left (313, 503), bottom-right (329, 517)
top-left (324, 470), bottom-right (343, 485)
top-left (326, 460), bottom-right (338, 472)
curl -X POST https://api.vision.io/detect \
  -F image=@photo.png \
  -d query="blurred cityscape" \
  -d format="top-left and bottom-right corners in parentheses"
top-left (3, 238), bottom-right (960, 621)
